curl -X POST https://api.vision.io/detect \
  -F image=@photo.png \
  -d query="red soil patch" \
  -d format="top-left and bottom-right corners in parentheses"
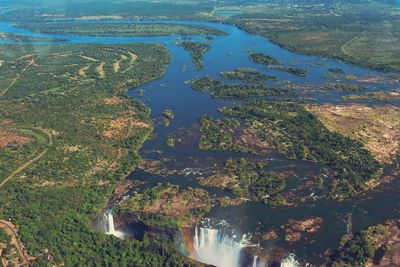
top-left (0, 131), bottom-right (32, 148)
top-left (303, 34), bottom-right (329, 42)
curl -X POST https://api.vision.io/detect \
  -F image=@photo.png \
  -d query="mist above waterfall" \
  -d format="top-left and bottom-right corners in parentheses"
top-left (280, 254), bottom-right (300, 267)
top-left (192, 227), bottom-right (243, 267)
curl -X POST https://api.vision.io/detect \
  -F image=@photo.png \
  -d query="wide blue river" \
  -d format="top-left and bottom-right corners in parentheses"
top-left (1, 20), bottom-right (400, 266)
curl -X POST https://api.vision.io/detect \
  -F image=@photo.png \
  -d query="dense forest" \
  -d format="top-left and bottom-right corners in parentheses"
top-left (0, 44), bottom-right (198, 266)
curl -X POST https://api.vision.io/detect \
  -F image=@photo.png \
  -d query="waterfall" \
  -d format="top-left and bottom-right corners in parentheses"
top-left (280, 254), bottom-right (300, 267)
top-left (104, 208), bottom-right (124, 238)
top-left (252, 255), bottom-right (258, 267)
top-left (192, 226), bottom-right (245, 267)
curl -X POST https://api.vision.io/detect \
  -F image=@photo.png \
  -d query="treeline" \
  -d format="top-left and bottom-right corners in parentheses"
top-left (199, 115), bottom-right (241, 151)
top-left (18, 22), bottom-right (226, 37)
top-left (249, 52), bottom-right (308, 77)
top-left (200, 157), bottom-right (287, 206)
top-left (178, 42), bottom-right (211, 71)
top-left (189, 76), bottom-right (288, 98)
top-left (221, 100), bottom-right (382, 198)
top-left (331, 224), bottom-right (390, 266)
top-left (220, 68), bottom-right (277, 84)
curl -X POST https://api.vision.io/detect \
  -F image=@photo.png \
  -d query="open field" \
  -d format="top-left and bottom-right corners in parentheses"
top-left (308, 104), bottom-right (400, 164)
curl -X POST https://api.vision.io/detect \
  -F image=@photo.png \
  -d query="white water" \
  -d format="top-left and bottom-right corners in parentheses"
top-left (280, 254), bottom-right (300, 267)
top-left (193, 227), bottom-right (244, 267)
top-left (252, 255), bottom-right (258, 267)
top-left (104, 209), bottom-right (125, 238)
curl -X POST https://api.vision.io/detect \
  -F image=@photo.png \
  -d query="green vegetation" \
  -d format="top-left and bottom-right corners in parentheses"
top-left (333, 224), bottom-right (391, 266)
top-left (249, 52), bottom-right (307, 76)
top-left (220, 100), bottom-right (383, 198)
top-left (199, 157), bottom-right (287, 206)
top-left (230, 1), bottom-right (400, 73)
top-left (0, 43), bottom-right (197, 266)
top-left (189, 76), bottom-right (287, 98)
top-left (324, 83), bottom-right (366, 91)
top-left (178, 41), bottom-right (211, 71)
top-left (162, 109), bottom-right (175, 127)
top-left (19, 22), bottom-right (226, 37)
top-left (166, 136), bottom-right (175, 147)
top-left (270, 66), bottom-right (308, 77)
top-left (344, 89), bottom-right (400, 101)
top-left (249, 52), bottom-right (281, 66)
top-left (0, 128), bottom-right (48, 184)
top-left (115, 183), bottom-right (212, 227)
top-left (328, 68), bottom-right (345, 74)
top-left (0, 32), bottom-right (67, 42)
top-left (220, 68), bottom-right (277, 83)
top-left (162, 110), bottom-right (175, 121)
top-left (0, 1), bottom-right (214, 21)
top-left (199, 115), bottom-right (242, 152)
top-left (0, 229), bottom-right (13, 262)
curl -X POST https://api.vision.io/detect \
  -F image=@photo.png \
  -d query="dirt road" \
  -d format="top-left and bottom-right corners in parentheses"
top-left (0, 127), bottom-right (52, 189)
top-left (0, 220), bottom-right (29, 266)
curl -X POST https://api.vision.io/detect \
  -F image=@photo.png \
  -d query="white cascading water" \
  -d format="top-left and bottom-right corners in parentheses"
top-left (104, 208), bottom-right (124, 238)
top-left (192, 226), bottom-right (256, 267)
top-left (252, 255), bottom-right (258, 267)
top-left (280, 254), bottom-right (300, 267)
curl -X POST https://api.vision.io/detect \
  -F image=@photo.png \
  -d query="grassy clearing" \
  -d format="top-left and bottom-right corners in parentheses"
top-left (308, 104), bottom-right (400, 164)
top-left (96, 62), bottom-right (106, 78)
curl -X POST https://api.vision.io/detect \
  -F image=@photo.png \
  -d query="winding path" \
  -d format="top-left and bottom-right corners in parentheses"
top-left (0, 127), bottom-right (52, 265)
top-left (0, 220), bottom-right (30, 266)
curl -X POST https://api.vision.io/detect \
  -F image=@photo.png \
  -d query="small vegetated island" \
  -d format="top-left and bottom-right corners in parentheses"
top-left (0, 32), bottom-right (67, 42)
top-left (189, 76), bottom-right (287, 98)
top-left (18, 22), bottom-right (226, 37)
top-left (220, 68), bottom-right (277, 84)
top-left (177, 41), bottom-right (211, 71)
top-left (249, 52), bottom-right (308, 77)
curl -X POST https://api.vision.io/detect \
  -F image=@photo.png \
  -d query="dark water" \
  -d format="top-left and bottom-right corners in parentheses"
top-left (1, 20), bottom-right (400, 264)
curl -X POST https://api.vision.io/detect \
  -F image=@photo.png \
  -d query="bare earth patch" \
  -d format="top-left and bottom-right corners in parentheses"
top-left (76, 15), bottom-right (124, 20)
top-left (79, 55), bottom-right (98, 62)
top-left (0, 130), bottom-right (33, 148)
top-left (236, 127), bottom-right (273, 154)
top-left (122, 185), bottom-right (211, 227)
top-left (113, 54), bottom-right (128, 73)
top-left (103, 116), bottom-right (151, 140)
top-left (78, 65), bottom-right (90, 77)
top-left (308, 104), bottom-right (400, 164)
top-left (102, 96), bottom-right (128, 105)
top-left (198, 174), bottom-right (239, 189)
top-left (372, 220), bottom-right (400, 266)
top-left (283, 217), bottom-right (324, 244)
top-left (302, 33), bottom-right (329, 42)
top-left (96, 62), bottom-right (106, 78)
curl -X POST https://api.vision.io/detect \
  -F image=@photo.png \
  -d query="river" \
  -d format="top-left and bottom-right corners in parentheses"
top-left (1, 19), bottom-right (399, 266)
